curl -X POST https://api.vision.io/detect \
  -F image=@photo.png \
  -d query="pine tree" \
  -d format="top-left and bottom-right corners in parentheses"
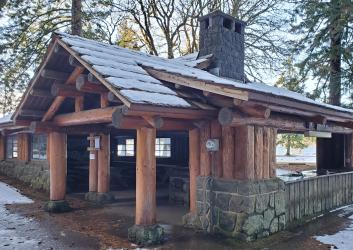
top-left (291, 0), bottom-right (353, 106)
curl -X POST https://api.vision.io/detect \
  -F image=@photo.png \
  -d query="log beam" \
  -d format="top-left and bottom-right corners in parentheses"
top-left (76, 75), bottom-right (107, 93)
top-left (51, 83), bottom-right (83, 97)
top-left (135, 127), bottom-right (156, 225)
top-left (19, 109), bottom-right (46, 118)
top-left (42, 67), bottom-right (85, 121)
top-left (142, 116), bottom-right (164, 129)
top-left (41, 69), bottom-right (70, 81)
top-left (30, 88), bottom-right (51, 97)
top-left (53, 106), bottom-right (122, 127)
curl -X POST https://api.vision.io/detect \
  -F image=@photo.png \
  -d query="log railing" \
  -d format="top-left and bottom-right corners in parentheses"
top-left (285, 171), bottom-right (353, 225)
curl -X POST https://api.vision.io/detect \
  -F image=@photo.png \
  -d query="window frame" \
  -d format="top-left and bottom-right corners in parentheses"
top-left (6, 135), bottom-right (18, 159)
top-left (155, 137), bottom-right (172, 158)
top-left (31, 134), bottom-right (47, 161)
top-left (117, 137), bottom-right (135, 157)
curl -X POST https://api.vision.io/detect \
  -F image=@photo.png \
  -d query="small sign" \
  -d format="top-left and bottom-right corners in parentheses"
top-left (206, 139), bottom-right (220, 151)
top-left (89, 153), bottom-right (95, 160)
top-left (94, 136), bottom-right (100, 149)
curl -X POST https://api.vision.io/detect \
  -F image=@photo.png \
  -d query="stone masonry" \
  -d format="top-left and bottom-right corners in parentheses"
top-left (184, 176), bottom-right (286, 241)
top-left (0, 160), bottom-right (49, 191)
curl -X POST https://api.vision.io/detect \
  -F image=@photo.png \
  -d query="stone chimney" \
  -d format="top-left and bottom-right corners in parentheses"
top-left (198, 10), bottom-right (246, 82)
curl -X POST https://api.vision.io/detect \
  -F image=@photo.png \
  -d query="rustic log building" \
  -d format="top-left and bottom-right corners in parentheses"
top-left (1, 11), bottom-right (353, 244)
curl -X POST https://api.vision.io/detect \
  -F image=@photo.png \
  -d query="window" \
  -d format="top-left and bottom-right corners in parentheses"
top-left (31, 134), bottom-right (47, 160)
top-left (6, 135), bottom-right (18, 159)
top-left (155, 138), bottom-right (171, 158)
top-left (117, 138), bottom-right (135, 157)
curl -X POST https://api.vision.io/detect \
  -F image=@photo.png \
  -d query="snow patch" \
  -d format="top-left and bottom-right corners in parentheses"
top-left (0, 182), bottom-right (33, 205)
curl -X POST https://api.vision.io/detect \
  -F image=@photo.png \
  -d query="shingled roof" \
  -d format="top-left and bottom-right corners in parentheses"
top-left (57, 32), bottom-right (353, 114)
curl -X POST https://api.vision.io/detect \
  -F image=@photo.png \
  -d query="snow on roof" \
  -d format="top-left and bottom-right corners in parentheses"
top-left (0, 114), bottom-right (12, 125)
top-left (57, 32), bottom-right (353, 114)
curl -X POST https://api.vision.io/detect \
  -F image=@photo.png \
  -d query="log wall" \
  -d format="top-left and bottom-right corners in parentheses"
top-left (285, 172), bottom-right (353, 225)
top-left (197, 123), bottom-right (277, 181)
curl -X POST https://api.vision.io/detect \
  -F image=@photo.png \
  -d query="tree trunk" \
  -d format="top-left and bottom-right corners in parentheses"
top-left (329, 0), bottom-right (343, 106)
top-left (71, 0), bottom-right (82, 36)
top-left (286, 136), bottom-right (291, 156)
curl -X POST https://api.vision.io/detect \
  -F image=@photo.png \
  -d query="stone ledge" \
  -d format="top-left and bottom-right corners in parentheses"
top-left (128, 224), bottom-right (164, 246)
top-left (84, 192), bottom-right (114, 204)
top-left (44, 200), bottom-right (71, 213)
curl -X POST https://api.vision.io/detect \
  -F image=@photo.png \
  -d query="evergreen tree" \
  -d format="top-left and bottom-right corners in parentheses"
top-left (275, 58), bottom-right (310, 156)
top-left (0, 0), bottom-right (113, 113)
top-left (291, 0), bottom-right (353, 106)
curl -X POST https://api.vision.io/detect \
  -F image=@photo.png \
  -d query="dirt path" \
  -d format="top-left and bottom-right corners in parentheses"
top-left (1, 174), bottom-right (353, 250)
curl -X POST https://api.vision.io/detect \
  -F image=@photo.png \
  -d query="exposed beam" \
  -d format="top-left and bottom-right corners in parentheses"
top-left (57, 39), bottom-right (131, 107)
top-left (19, 109), bottom-right (45, 118)
top-left (237, 104), bottom-right (271, 119)
top-left (42, 67), bottom-right (85, 121)
top-left (142, 116), bottom-right (164, 129)
top-left (53, 106), bottom-right (122, 127)
top-left (88, 73), bottom-right (100, 84)
top-left (41, 69), bottom-right (70, 81)
top-left (51, 83), bottom-right (83, 97)
top-left (69, 55), bottom-right (82, 67)
top-left (107, 92), bottom-right (120, 103)
top-left (143, 66), bottom-right (249, 101)
top-left (128, 104), bottom-right (217, 120)
top-left (13, 120), bottom-right (31, 127)
top-left (53, 44), bottom-right (67, 56)
top-left (76, 75), bottom-right (107, 93)
top-left (30, 88), bottom-right (51, 97)
top-left (29, 121), bottom-right (58, 133)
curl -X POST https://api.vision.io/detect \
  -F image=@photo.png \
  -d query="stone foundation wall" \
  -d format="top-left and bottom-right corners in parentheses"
top-left (184, 176), bottom-right (286, 241)
top-left (0, 160), bottom-right (49, 191)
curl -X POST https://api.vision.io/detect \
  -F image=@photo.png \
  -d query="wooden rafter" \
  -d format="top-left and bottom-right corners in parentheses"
top-left (42, 67), bottom-right (85, 121)
top-left (143, 66), bottom-right (249, 101)
top-left (56, 39), bottom-right (131, 107)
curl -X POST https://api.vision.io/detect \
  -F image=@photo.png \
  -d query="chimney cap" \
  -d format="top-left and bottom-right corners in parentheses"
top-left (198, 10), bottom-right (246, 26)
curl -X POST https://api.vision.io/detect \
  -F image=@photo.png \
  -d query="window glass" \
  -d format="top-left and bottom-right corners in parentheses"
top-left (6, 135), bottom-right (18, 159)
top-left (155, 138), bottom-right (171, 158)
top-left (117, 138), bottom-right (135, 157)
top-left (31, 134), bottom-right (47, 160)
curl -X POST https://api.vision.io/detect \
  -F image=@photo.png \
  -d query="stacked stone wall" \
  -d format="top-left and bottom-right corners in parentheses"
top-left (0, 160), bottom-right (49, 191)
top-left (184, 176), bottom-right (286, 241)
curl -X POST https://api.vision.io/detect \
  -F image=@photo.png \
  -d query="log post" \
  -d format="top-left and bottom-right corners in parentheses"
top-left (254, 126), bottom-right (264, 179)
top-left (135, 127), bottom-right (157, 225)
top-left (49, 132), bottom-right (67, 200)
top-left (200, 123), bottom-right (211, 176)
top-left (88, 133), bottom-right (98, 192)
top-left (128, 127), bottom-right (163, 245)
top-left (97, 133), bottom-right (110, 193)
top-left (0, 135), bottom-right (5, 161)
top-left (44, 132), bottom-right (70, 212)
top-left (189, 128), bottom-right (200, 213)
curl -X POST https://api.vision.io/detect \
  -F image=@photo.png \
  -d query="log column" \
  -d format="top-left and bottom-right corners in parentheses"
top-left (0, 135), bottom-right (5, 161)
top-left (45, 131), bottom-right (70, 212)
top-left (189, 128), bottom-right (200, 213)
top-left (129, 127), bottom-right (163, 245)
top-left (88, 133), bottom-right (98, 192)
top-left (135, 127), bottom-right (157, 225)
top-left (97, 133), bottom-right (110, 193)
